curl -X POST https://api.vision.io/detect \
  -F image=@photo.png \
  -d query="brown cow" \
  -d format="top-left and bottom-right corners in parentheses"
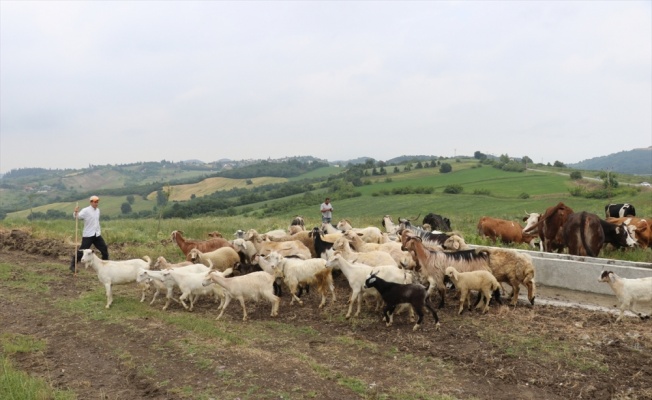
top-left (562, 212), bottom-right (605, 257)
top-left (606, 217), bottom-right (652, 249)
top-left (477, 216), bottom-right (537, 248)
top-left (523, 202), bottom-right (574, 253)
top-left (564, 213), bottom-right (636, 257)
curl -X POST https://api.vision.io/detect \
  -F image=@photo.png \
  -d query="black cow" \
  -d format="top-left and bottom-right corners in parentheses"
top-left (605, 203), bottom-right (636, 218)
top-left (599, 219), bottom-right (637, 250)
top-left (422, 213), bottom-right (452, 232)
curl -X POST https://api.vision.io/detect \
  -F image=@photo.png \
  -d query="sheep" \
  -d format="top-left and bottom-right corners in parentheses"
top-left (188, 247), bottom-right (240, 272)
top-left (332, 235), bottom-right (398, 267)
top-left (245, 229), bottom-right (312, 259)
top-left (139, 263), bottom-right (212, 310)
top-left (599, 270), bottom-right (652, 322)
top-left (202, 270), bottom-right (280, 321)
top-left (474, 247), bottom-right (536, 306)
top-left (445, 266), bottom-right (501, 315)
top-left (80, 249), bottom-right (152, 309)
top-left (262, 251), bottom-right (336, 308)
top-left (324, 253), bottom-right (410, 319)
top-left (401, 236), bottom-right (492, 309)
top-left (159, 266), bottom-right (229, 311)
top-left (364, 271), bottom-right (440, 331)
top-left (171, 230), bottom-right (233, 259)
top-left (381, 215), bottom-right (401, 240)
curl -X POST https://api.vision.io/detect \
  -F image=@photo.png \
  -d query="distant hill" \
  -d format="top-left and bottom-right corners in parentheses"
top-left (568, 147), bottom-right (652, 176)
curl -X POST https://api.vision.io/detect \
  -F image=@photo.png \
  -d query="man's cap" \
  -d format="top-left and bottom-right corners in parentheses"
top-left (90, 195), bottom-right (100, 201)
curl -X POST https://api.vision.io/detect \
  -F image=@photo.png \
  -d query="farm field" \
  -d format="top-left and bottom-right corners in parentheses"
top-left (1, 228), bottom-right (651, 400)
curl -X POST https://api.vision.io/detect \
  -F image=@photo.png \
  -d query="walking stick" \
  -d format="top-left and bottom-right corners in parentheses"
top-left (74, 202), bottom-right (79, 277)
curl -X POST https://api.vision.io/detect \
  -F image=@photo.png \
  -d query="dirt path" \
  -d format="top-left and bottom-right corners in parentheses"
top-left (1, 230), bottom-right (651, 399)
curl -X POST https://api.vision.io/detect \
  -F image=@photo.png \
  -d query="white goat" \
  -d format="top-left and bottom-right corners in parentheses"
top-left (262, 252), bottom-right (336, 308)
top-left (160, 266), bottom-right (229, 311)
top-left (325, 253), bottom-right (410, 319)
top-left (332, 236), bottom-right (398, 267)
top-left (599, 270), bottom-right (652, 322)
top-left (202, 270), bottom-right (280, 321)
top-left (80, 249), bottom-right (152, 309)
top-left (445, 266), bottom-right (501, 315)
top-left (139, 263), bottom-right (212, 310)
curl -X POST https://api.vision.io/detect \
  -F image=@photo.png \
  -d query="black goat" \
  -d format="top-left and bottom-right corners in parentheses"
top-left (364, 271), bottom-right (441, 331)
top-left (310, 227), bottom-right (335, 258)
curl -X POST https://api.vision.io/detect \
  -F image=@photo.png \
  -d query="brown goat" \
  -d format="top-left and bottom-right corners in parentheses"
top-left (170, 230), bottom-right (233, 260)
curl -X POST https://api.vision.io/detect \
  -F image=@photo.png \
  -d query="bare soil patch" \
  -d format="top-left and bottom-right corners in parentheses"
top-left (1, 229), bottom-right (651, 400)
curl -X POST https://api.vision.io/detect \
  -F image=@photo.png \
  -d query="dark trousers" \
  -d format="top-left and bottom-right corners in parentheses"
top-left (70, 235), bottom-right (109, 271)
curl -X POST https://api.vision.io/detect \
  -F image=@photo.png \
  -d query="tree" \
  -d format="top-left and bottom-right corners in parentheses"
top-left (156, 189), bottom-right (169, 207)
top-left (474, 151), bottom-right (487, 160)
top-left (415, 161), bottom-right (423, 169)
top-left (499, 154), bottom-right (510, 164)
top-left (393, 166), bottom-right (400, 173)
top-left (126, 195), bottom-right (135, 205)
top-left (121, 202), bottom-right (132, 214)
top-left (553, 161), bottom-right (566, 168)
top-left (439, 163), bottom-right (452, 173)
top-left (522, 156), bottom-right (533, 165)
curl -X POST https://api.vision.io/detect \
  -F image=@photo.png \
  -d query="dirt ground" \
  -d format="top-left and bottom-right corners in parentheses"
top-left (1, 228), bottom-right (651, 400)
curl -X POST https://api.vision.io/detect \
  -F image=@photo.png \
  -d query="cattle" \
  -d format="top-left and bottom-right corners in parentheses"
top-left (563, 212), bottom-right (637, 257)
top-left (605, 203), bottom-right (636, 218)
top-left (477, 216), bottom-right (538, 248)
top-left (523, 202), bottom-right (574, 253)
top-left (422, 213), bottom-right (452, 232)
top-left (607, 217), bottom-right (652, 249)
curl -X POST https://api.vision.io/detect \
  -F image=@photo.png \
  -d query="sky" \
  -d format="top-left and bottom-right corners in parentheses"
top-left (1, 1), bottom-right (651, 174)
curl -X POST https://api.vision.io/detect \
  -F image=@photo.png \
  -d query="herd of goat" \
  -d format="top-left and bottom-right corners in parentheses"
top-left (76, 207), bottom-right (652, 329)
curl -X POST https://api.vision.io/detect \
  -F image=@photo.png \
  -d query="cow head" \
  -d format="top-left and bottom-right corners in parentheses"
top-left (522, 212), bottom-right (541, 233)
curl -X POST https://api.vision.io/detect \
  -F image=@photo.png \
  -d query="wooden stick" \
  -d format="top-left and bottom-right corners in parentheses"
top-left (74, 202), bottom-right (79, 276)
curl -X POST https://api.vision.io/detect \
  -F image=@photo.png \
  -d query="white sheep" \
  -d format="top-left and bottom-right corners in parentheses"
top-left (188, 247), bottom-right (240, 271)
top-left (599, 270), bottom-right (652, 322)
top-left (261, 252), bottom-right (336, 308)
top-left (336, 219), bottom-right (383, 243)
top-left (80, 249), bottom-right (152, 309)
top-left (445, 266), bottom-right (501, 315)
top-left (202, 270), bottom-right (280, 321)
top-left (325, 253), bottom-right (411, 319)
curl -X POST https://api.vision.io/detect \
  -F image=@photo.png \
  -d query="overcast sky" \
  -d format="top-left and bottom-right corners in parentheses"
top-left (1, 1), bottom-right (651, 174)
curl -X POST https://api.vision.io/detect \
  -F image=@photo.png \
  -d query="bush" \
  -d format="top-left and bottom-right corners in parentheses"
top-left (439, 163), bottom-right (452, 173)
top-left (443, 184), bottom-right (463, 194)
top-left (569, 171), bottom-right (582, 180)
top-left (473, 189), bottom-right (491, 196)
top-left (518, 192), bottom-right (530, 199)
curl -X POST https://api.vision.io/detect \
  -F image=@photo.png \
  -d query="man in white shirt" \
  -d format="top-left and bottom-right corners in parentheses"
top-left (70, 195), bottom-right (109, 273)
top-left (320, 197), bottom-right (333, 224)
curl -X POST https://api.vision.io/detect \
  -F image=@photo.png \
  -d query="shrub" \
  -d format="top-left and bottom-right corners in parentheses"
top-left (473, 189), bottom-right (491, 196)
top-left (569, 171), bottom-right (582, 180)
top-left (518, 192), bottom-right (530, 199)
top-left (439, 163), bottom-right (452, 173)
top-left (443, 184), bottom-right (463, 194)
